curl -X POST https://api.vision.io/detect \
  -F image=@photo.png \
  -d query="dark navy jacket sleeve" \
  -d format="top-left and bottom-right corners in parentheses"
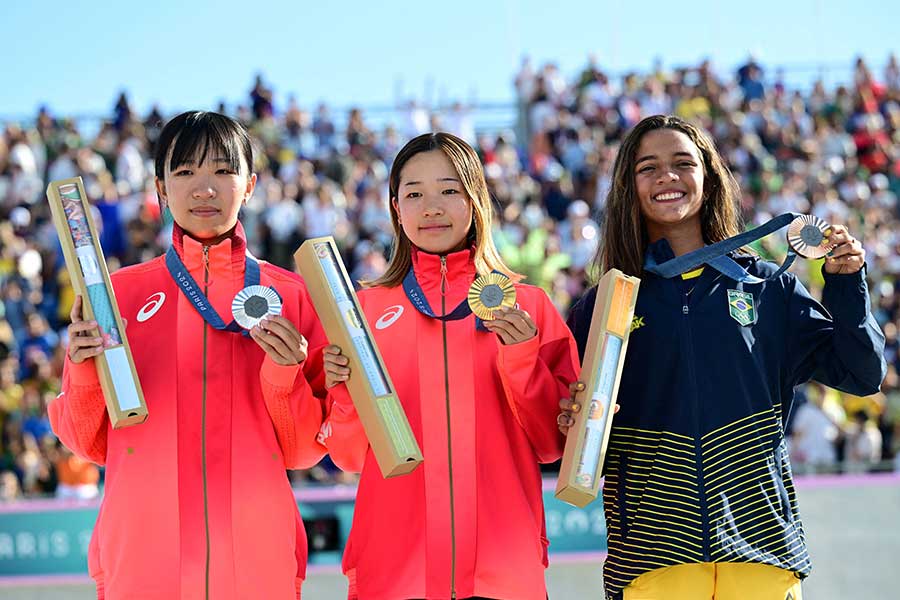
top-left (785, 267), bottom-right (886, 396)
top-left (566, 287), bottom-right (597, 363)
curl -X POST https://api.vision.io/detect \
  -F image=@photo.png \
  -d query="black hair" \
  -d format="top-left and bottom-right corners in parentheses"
top-left (154, 111), bottom-right (253, 180)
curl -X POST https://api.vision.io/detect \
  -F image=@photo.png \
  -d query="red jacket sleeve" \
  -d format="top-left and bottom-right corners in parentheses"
top-left (259, 356), bottom-right (327, 470)
top-left (496, 290), bottom-right (579, 463)
top-left (320, 383), bottom-right (369, 473)
top-left (48, 356), bottom-right (109, 465)
top-left (259, 283), bottom-right (330, 470)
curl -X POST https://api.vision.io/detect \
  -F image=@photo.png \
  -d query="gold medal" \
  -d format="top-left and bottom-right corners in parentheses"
top-left (468, 273), bottom-right (516, 321)
top-left (232, 285), bottom-right (283, 329)
top-left (787, 215), bottom-right (833, 259)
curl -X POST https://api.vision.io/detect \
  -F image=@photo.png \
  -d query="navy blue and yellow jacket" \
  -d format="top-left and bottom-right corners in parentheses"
top-left (567, 239), bottom-right (886, 599)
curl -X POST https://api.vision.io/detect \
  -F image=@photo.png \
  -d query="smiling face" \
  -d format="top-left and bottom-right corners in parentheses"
top-left (633, 128), bottom-right (705, 240)
top-left (392, 149), bottom-right (473, 254)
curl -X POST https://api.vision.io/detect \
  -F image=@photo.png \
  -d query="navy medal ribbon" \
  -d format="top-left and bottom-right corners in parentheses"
top-left (402, 267), bottom-right (491, 331)
top-left (644, 212), bottom-right (808, 284)
top-left (165, 246), bottom-right (262, 336)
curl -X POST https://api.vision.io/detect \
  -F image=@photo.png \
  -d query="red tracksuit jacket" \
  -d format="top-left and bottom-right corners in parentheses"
top-left (322, 247), bottom-right (579, 600)
top-left (49, 223), bottom-right (327, 599)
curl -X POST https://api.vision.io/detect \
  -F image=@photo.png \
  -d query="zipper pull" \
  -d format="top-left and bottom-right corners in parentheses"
top-left (440, 255), bottom-right (448, 297)
top-left (202, 245), bottom-right (211, 284)
top-left (682, 292), bottom-right (689, 315)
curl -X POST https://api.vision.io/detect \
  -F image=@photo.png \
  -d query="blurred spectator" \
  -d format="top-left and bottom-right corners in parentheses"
top-left (55, 447), bottom-right (100, 500)
top-left (790, 383), bottom-right (843, 473)
top-left (0, 471), bottom-right (21, 502)
top-left (249, 73), bottom-right (275, 120)
top-left (844, 410), bottom-right (883, 473)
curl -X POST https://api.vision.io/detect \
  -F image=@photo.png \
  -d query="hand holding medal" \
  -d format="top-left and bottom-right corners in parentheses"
top-left (470, 273), bottom-right (536, 344)
top-left (804, 222), bottom-right (865, 275)
top-left (233, 285), bottom-right (308, 365)
top-left (248, 315), bottom-right (308, 366)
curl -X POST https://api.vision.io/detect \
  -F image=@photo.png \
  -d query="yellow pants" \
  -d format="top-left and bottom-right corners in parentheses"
top-left (623, 562), bottom-right (803, 600)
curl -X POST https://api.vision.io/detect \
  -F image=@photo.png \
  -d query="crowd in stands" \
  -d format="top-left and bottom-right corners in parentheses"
top-left (2, 54), bottom-right (899, 500)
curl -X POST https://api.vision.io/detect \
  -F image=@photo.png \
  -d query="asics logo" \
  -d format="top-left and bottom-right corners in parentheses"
top-left (136, 292), bottom-right (166, 322)
top-left (317, 422), bottom-right (332, 444)
top-left (375, 305), bottom-right (404, 330)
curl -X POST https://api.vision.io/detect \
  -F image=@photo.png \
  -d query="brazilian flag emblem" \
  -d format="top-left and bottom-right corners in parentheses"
top-left (727, 289), bottom-right (757, 326)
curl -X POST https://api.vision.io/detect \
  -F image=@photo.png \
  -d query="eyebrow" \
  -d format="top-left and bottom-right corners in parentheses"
top-left (635, 152), bottom-right (696, 166)
top-left (175, 157), bottom-right (233, 166)
top-left (402, 177), bottom-right (461, 187)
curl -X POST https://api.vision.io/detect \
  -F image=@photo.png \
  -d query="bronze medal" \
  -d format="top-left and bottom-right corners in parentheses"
top-left (787, 214), bottom-right (833, 259)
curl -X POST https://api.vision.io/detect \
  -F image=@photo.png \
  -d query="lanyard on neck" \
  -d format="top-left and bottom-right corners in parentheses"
top-left (644, 212), bottom-right (801, 284)
top-left (165, 245), bottom-right (261, 334)
top-left (401, 266), bottom-right (490, 331)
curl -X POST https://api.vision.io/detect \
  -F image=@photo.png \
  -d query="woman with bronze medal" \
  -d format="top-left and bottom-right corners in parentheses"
top-left (559, 115), bottom-right (886, 600)
top-left (320, 132), bottom-right (580, 599)
top-left (52, 111), bottom-right (329, 599)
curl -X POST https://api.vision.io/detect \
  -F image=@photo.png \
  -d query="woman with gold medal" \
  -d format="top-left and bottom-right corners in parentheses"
top-left (320, 132), bottom-right (580, 600)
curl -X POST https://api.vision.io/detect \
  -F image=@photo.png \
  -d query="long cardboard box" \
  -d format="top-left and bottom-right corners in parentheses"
top-left (47, 177), bottom-right (148, 428)
top-left (556, 269), bottom-right (639, 507)
top-left (295, 237), bottom-right (422, 478)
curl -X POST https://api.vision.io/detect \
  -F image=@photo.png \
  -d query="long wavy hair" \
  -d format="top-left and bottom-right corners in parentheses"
top-left (593, 115), bottom-right (744, 278)
top-left (366, 132), bottom-right (517, 288)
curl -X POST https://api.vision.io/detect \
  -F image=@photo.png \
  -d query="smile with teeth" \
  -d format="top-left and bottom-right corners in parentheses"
top-left (653, 192), bottom-right (686, 201)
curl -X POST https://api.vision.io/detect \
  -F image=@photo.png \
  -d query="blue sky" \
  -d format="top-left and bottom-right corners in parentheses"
top-left (3, 0), bottom-right (898, 119)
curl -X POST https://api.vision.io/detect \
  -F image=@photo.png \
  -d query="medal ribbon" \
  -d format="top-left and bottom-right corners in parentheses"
top-left (644, 212), bottom-right (804, 284)
top-left (402, 267), bottom-right (493, 331)
top-left (165, 246), bottom-right (261, 335)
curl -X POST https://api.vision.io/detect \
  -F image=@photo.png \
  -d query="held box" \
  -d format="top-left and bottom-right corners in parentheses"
top-left (556, 269), bottom-right (640, 507)
top-left (295, 237), bottom-right (422, 478)
top-left (47, 177), bottom-right (148, 428)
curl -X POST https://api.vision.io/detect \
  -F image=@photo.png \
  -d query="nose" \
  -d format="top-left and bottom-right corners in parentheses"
top-left (422, 196), bottom-right (445, 218)
top-left (657, 168), bottom-right (679, 184)
top-left (192, 178), bottom-right (216, 199)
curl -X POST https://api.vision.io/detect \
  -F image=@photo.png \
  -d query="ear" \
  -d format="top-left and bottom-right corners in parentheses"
top-left (244, 173), bottom-right (258, 204)
top-left (391, 196), bottom-right (400, 223)
top-left (154, 177), bottom-right (167, 207)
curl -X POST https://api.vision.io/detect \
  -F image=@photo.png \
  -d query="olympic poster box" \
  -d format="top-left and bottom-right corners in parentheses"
top-left (47, 177), bottom-right (148, 428)
top-left (295, 237), bottom-right (423, 478)
top-left (556, 269), bottom-right (640, 507)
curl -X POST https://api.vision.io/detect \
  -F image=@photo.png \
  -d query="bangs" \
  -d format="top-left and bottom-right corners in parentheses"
top-left (168, 119), bottom-right (244, 173)
top-left (156, 111), bottom-right (252, 178)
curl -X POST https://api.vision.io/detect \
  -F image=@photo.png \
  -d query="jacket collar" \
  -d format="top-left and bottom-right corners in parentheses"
top-left (410, 245), bottom-right (476, 293)
top-left (172, 221), bottom-right (248, 276)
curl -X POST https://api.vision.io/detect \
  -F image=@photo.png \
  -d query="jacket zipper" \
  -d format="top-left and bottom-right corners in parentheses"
top-left (440, 255), bottom-right (457, 599)
top-left (682, 285), bottom-right (711, 561)
top-left (202, 245), bottom-right (211, 599)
